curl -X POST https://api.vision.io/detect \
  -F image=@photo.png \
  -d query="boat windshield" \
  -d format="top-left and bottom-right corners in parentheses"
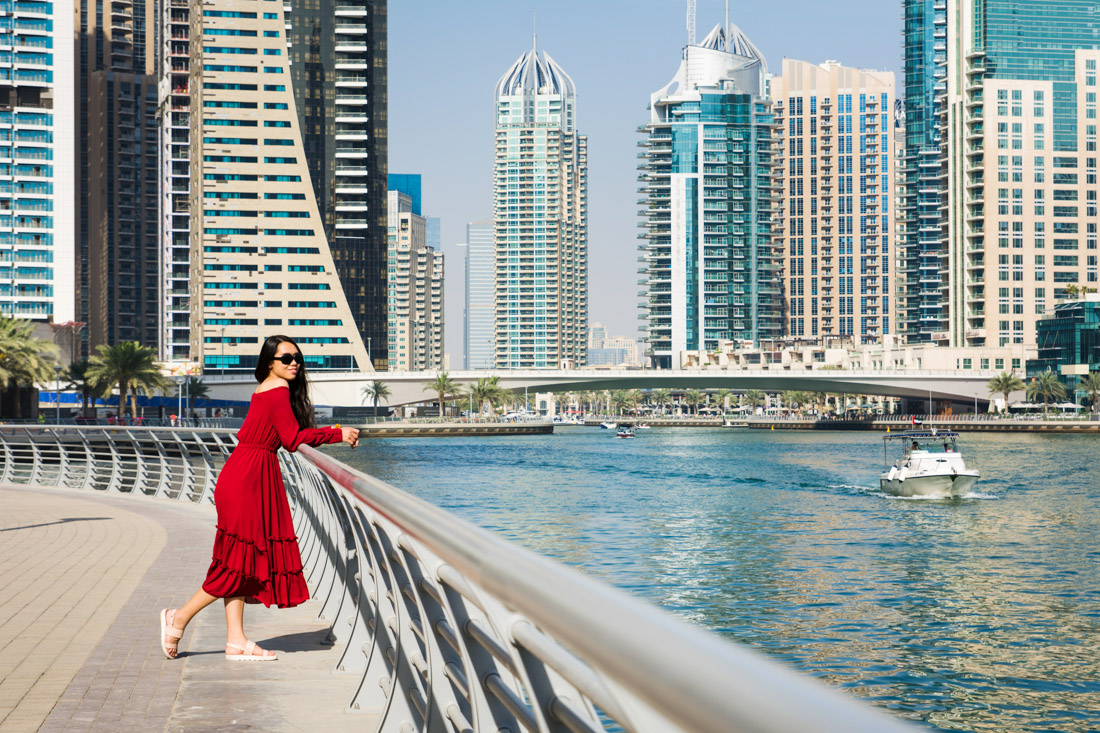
top-left (884, 432), bottom-right (961, 465)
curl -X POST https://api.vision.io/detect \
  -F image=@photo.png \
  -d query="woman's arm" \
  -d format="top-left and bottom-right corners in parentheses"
top-left (271, 388), bottom-right (343, 452)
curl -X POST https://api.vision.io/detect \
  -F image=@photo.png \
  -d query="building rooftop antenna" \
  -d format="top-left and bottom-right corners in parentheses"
top-left (725, 0), bottom-right (730, 52)
top-left (687, 0), bottom-right (695, 46)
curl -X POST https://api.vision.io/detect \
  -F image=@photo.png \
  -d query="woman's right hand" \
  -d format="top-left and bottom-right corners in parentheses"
top-left (341, 426), bottom-right (360, 448)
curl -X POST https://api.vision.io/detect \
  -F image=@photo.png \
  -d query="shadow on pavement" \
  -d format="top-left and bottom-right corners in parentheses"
top-left (0, 516), bottom-right (112, 532)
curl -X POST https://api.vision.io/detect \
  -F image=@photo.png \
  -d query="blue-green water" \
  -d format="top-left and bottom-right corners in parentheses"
top-left (328, 428), bottom-right (1100, 732)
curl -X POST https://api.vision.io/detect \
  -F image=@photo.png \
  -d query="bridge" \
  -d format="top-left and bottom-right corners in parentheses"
top-left (204, 368), bottom-right (1000, 409)
top-left (0, 425), bottom-right (915, 732)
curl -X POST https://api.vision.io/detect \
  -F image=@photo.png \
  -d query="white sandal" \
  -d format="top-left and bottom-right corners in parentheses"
top-left (225, 641), bottom-right (277, 661)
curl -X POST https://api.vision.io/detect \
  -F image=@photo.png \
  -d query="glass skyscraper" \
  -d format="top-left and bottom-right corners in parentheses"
top-left (638, 24), bottom-right (778, 369)
top-left (493, 42), bottom-right (588, 369)
top-left (899, 0), bottom-right (948, 343)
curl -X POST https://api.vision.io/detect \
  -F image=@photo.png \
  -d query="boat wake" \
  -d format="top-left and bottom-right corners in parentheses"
top-left (884, 490), bottom-right (999, 501)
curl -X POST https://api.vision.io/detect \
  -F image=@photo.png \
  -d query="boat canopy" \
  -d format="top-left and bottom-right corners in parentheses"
top-left (883, 430), bottom-right (960, 441)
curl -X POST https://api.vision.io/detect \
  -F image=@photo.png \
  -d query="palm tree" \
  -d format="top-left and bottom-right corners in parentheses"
top-left (65, 359), bottom-right (97, 418)
top-left (86, 341), bottom-right (170, 421)
top-left (627, 389), bottom-right (644, 416)
top-left (684, 388), bottom-right (703, 415)
top-left (1026, 371), bottom-right (1067, 419)
top-left (780, 390), bottom-right (802, 414)
top-left (0, 316), bottom-right (59, 419)
top-left (715, 388), bottom-right (733, 416)
top-left (360, 380), bottom-right (391, 415)
top-left (1082, 372), bottom-right (1100, 414)
top-left (423, 371), bottom-right (456, 418)
top-left (651, 388), bottom-right (672, 416)
top-left (180, 376), bottom-right (209, 414)
top-left (743, 389), bottom-right (766, 414)
top-left (986, 371), bottom-right (1025, 413)
top-left (464, 377), bottom-right (492, 415)
top-left (609, 390), bottom-right (630, 416)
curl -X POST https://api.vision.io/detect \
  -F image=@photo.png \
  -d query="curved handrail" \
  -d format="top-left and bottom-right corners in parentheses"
top-left (295, 445), bottom-right (914, 732)
top-left (1, 425), bottom-right (916, 731)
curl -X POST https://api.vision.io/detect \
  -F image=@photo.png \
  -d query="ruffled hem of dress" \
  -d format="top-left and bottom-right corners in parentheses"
top-left (202, 527), bottom-right (309, 608)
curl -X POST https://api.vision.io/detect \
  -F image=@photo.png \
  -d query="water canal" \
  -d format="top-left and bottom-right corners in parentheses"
top-left (328, 427), bottom-right (1100, 732)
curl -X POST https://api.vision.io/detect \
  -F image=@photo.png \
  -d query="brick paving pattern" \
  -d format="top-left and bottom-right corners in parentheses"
top-left (0, 483), bottom-right (367, 733)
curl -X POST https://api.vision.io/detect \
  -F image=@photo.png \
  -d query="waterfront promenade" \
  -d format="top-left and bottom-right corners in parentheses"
top-left (0, 483), bottom-right (373, 733)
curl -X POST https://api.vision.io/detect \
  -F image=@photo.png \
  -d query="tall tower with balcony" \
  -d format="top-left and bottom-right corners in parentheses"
top-left (898, 0), bottom-right (948, 345)
top-left (287, 1), bottom-right (388, 370)
top-left (0, 0), bottom-right (74, 325)
top-left (492, 42), bottom-right (588, 369)
top-left (638, 23), bottom-right (777, 369)
top-left (189, 0), bottom-right (372, 375)
top-left (157, 0), bottom-right (191, 361)
top-left (77, 0), bottom-right (160, 351)
top-left (940, 0), bottom-right (1100, 349)
top-left (771, 59), bottom-right (897, 344)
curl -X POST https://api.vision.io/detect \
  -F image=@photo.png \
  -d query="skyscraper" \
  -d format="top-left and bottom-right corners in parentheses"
top-left (493, 42), bottom-right (588, 369)
top-left (771, 59), bottom-right (897, 343)
top-left (288, 1), bottom-right (388, 370)
top-left (461, 220), bottom-right (494, 370)
top-left (898, 0), bottom-right (948, 344)
top-left (0, 0), bottom-right (73, 324)
top-left (191, 2), bottom-right (373, 374)
top-left (911, 0), bottom-right (1100, 348)
top-left (157, 0), bottom-right (192, 362)
top-left (386, 190), bottom-right (443, 370)
top-left (638, 23), bottom-right (778, 369)
top-left (77, 0), bottom-right (160, 350)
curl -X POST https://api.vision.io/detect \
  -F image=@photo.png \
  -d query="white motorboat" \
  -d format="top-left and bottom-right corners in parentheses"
top-left (600, 421), bottom-right (618, 430)
top-left (880, 430), bottom-right (980, 497)
top-left (616, 424), bottom-right (636, 438)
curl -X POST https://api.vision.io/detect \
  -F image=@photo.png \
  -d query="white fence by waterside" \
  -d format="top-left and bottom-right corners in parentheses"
top-left (0, 425), bottom-right (915, 732)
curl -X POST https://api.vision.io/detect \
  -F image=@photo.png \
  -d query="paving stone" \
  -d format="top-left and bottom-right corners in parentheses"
top-left (0, 483), bottom-right (378, 732)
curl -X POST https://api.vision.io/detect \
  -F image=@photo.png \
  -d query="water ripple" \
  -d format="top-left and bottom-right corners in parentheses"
top-left (329, 428), bottom-right (1100, 732)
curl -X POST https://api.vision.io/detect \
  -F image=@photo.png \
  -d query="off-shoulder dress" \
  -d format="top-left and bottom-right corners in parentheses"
top-left (201, 386), bottom-right (341, 608)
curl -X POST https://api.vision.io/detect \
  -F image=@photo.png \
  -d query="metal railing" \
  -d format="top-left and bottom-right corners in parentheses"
top-left (1, 425), bottom-right (914, 732)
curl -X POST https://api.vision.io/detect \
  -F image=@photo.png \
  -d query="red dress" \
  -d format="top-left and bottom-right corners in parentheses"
top-left (201, 386), bottom-right (342, 608)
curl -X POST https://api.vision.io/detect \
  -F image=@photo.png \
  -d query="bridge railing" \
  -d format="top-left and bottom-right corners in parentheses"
top-left (1, 425), bottom-right (914, 732)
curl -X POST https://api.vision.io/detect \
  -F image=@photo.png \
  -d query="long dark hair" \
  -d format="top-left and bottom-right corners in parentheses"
top-left (255, 335), bottom-right (315, 429)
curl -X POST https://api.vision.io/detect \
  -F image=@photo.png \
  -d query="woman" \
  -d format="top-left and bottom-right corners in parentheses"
top-left (159, 336), bottom-right (359, 661)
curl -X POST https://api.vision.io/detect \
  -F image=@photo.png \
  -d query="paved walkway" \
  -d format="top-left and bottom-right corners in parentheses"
top-left (0, 484), bottom-right (370, 732)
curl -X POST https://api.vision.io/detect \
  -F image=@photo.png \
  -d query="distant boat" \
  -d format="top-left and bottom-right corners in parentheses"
top-left (616, 424), bottom-right (636, 438)
top-left (880, 430), bottom-right (980, 497)
top-left (600, 421), bottom-right (618, 430)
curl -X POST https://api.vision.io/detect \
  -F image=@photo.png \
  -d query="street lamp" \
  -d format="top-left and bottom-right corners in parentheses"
top-left (54, 365), bottom-right (61, 423)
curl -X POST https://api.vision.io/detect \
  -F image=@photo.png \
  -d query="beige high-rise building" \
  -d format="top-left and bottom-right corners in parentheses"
top-left (386, 191), bottom-right (443, 370)
top-left (190, 1), bottom-right (371, 373)
top-left (946, 45), bottom-right (1100, 347)
top-left (771, 60), bottom-right (897, 343)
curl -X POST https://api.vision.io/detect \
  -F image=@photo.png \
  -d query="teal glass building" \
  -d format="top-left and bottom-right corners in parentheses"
top-left (1026, 296), bottom-right (1100, 400)
top-left (638, 24), bottom-right (778, 368)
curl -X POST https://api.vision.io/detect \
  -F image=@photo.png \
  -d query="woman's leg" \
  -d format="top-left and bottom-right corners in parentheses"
top-left (162, 588), bottom-right (219, 658)
top-left (223, 597), bottom-right (275, 658)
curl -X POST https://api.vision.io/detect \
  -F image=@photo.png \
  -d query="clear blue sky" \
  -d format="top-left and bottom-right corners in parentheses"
top-left (388, 0), bottom-right (902, 364)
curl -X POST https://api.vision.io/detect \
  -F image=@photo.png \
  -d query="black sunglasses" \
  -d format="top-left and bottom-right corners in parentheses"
top-left (276, 352), bottom-right (304, 365)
